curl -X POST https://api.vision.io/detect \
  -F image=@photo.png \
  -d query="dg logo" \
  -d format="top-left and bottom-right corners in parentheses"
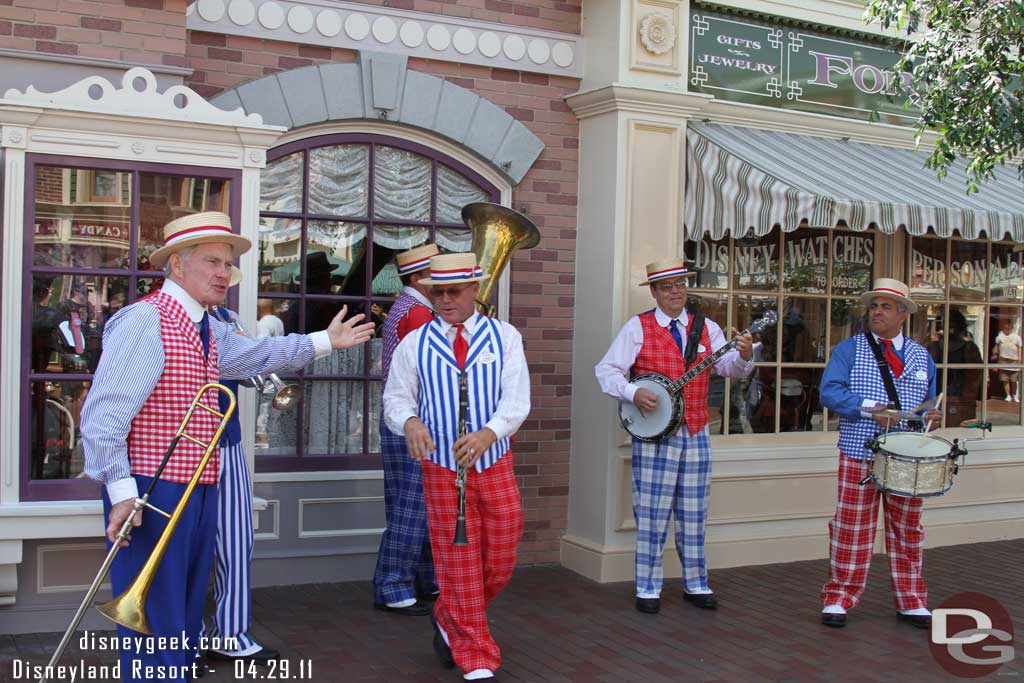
top-left (929, 591), bottom-right (1015, 678)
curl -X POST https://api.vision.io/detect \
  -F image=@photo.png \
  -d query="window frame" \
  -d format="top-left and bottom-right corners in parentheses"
top-left (256, 133), bottom-right (501, 473)
top-left (21, 153), bottom-right (241, 502)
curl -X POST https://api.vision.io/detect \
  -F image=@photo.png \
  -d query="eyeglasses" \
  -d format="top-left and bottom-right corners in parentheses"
top-left (431, 285), bottom-right (471, 299)
top-left (654, 280), bottom-right (688, 292)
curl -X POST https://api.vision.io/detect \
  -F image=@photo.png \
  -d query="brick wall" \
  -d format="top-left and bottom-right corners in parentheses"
top-left (346, 0), bottom-right (581, 34)
top-left (185, 33), bottom-right (579, 565)
top-left (35, 166), bottom-right (64, 204)
top-left (0, 0), bottom-right (188, 67)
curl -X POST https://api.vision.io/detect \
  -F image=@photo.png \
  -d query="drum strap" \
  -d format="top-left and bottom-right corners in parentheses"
top-left (863, 332), bottom-right (901, 410)
top-left (684, 314), bottom-right (705, 369)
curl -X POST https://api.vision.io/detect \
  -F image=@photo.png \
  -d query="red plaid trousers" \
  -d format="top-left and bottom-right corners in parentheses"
top-left (821, 454), bottom-right (928, 611)
top-left (422, 454), bottom-right (522, 674)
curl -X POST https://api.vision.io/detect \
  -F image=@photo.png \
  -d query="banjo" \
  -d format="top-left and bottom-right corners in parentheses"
top-left (619, 310), bottom-right (778, 441)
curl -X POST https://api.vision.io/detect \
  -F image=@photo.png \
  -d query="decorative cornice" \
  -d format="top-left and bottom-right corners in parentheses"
top-left (187, 0), bottom-right (581, 79)
top-left (566, 84), bottom-right (712, 119)
top-left (2, 67), bottom-right (270, 129)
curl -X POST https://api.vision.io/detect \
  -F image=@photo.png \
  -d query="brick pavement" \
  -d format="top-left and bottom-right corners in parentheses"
top-left (2, 539), bottom-right (1021, 682)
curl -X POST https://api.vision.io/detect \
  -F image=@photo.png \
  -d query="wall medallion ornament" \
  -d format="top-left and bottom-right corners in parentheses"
top-left (638, 13), bottom-right (675, 55)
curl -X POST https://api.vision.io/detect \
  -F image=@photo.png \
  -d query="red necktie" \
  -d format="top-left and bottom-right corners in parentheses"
top-left (452, 323), bottom-right (468, 369)
top-left (881, 339), bottom-right (903, 378)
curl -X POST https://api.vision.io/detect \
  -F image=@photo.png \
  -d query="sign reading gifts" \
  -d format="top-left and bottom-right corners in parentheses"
top-left (690, 10), bottom-right (916, 124)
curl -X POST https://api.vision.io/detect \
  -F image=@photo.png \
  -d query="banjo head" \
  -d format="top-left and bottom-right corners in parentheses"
top-left (619, 373), bottom-right (684, 441)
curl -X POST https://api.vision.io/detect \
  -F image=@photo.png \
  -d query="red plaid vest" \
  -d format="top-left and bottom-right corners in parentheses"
top-left (634, 311), bottom-right (712, 436)
top-left (126, 291), bottom-right (221, 485)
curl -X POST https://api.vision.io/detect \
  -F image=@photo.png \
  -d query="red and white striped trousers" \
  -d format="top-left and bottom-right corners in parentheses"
top-left (422, 454), bottom-right (523, 674)
top-left (821, 454), bottom-right (928, 611)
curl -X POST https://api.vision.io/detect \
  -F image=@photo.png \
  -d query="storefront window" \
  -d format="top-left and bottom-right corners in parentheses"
top-left (23, 157), bottom-right (236, 501)
top-left (908, 237), bottom-right (1024, 427)
top-left (687, 227), bottom-right (879, 434)
top-left (256, 134), bottom-right (498, 471)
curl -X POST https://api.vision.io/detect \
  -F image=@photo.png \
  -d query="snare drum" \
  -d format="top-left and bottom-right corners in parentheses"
top-left (867, 432), bottom-right (960, 498)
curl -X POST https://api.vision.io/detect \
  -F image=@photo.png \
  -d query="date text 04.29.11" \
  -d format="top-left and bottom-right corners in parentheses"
top-left (234, 658), bottom-right (313, 679)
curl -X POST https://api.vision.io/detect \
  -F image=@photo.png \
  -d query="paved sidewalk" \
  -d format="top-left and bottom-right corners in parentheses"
top-left (2, 539), bottom-right (1021, 682)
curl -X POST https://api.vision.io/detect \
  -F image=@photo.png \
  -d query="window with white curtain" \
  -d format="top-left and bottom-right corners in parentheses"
top-left (255, 134), bottom-right (498, 472)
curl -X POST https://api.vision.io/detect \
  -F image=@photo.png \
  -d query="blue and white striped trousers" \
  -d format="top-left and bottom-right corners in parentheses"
top-left (632, 426), bottom-right (713, 598)
top-left (373, 417), bottom-right (436, 605)
top-left (203, 440), bottom-right (259, 655)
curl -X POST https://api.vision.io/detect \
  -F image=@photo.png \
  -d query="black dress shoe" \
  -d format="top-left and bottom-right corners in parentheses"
top-left (635, 597), bottom-right (660, 613)
top-left (821, 613), bottom-right (847, 628)
top-left (418, 590), bottom-right (441, 603)
top-left (207, 647), bottom-right (281, 664)
top-left (432, 622), bottom-right (455, 668)
top-left (683, 592), bottom-right (718, 610)
top-left (375, 600), bottom-right (433, 616)
top-left (193, 652), bottom-right (208, 678)
top-left (897, 612), bottom-right (932, 629)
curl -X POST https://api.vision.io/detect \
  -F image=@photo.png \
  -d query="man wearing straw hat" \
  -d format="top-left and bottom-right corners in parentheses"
top-left (373, 243), bottom-right (440, 616)
top-left (82, 211), bottom-right (374, 682)
top-left (818, 277), bottom-right (942, 629)
top-left (596, 258), bottom-right (754, 615)
top-left (384, 252), bottom-right (530, 681)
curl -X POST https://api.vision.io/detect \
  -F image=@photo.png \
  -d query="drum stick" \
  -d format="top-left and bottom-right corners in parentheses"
top-left (921, 392), bottom-right (944, 441)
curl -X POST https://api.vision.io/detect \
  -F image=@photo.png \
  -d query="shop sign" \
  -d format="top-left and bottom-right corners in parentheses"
top-left (690, 10), bottom-right (916, 124)
top-left (914, 248), bottom-right (1024, 290)
top-left (34, 220), bottom-right (130, 243)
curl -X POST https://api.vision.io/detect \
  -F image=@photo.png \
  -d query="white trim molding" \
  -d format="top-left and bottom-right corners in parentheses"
top-left (187, 0), bottom-right (582, 78)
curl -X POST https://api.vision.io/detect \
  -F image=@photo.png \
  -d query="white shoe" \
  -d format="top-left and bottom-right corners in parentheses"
top-left (1014, 396), bottom-right (1020, 403)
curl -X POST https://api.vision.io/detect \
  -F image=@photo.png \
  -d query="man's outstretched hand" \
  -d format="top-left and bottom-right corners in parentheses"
top-left (327, 305), bottom-right (376, 349)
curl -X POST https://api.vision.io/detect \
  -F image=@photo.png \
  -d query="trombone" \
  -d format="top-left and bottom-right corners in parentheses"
top-left (40, 383), bottom-right (236, 683)
top-left (209, 308), bottom-right (301, 410)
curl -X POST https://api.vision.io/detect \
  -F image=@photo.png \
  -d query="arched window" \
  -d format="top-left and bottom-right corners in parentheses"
top-left (256, 134), bottom-right (500, 471)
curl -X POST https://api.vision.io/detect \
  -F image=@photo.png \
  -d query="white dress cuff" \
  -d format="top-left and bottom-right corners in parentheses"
top-left (309, 330), bottom-right (332, 358)
top-left (106, 477), bottom-right (139, 506)
top-left (624, 383), bottom-right (639, 403)
top-left (860, 398), bottom-right (880, 420)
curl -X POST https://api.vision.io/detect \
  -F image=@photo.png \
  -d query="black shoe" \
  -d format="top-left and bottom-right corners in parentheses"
top-left (821, 612), bottom-right (847, 628)
top-left (193, 652), bottom-right (208, 678)
top-left (374, 600), bottom-right (433, 616)
top-left (635, 597), bottom-right (660, 613)
top-left (683, 592), bottom-right (718, 610)
top-left (432, 622), bottom-right (455, 668)
top-left (418, 590), bottom-right (441, 603)
top-left (207, 647), bottom-right (280, 664)
top-left (897, 612), bottom-right (932, 629)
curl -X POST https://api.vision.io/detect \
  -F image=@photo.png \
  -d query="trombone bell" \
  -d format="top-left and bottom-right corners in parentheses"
top-left (96, 587), bottom-right (151, 635)
top-left (462, 203), bottom-right (540, 314)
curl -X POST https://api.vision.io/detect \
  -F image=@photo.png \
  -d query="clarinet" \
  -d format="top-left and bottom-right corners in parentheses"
top-left (453, 371), bottom-right (470, 546)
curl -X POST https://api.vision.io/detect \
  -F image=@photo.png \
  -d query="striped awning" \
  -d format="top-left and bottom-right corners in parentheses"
top-left (684, 122), bottom-right (1024, 243)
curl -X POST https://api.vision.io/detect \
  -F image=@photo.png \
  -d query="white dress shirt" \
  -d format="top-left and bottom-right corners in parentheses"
top-left (83, 279), bottom-right (334, 505)
top-left (383, 312), bottom-right (530, 443)
top-left (595, 307), bottom-right (755, 403)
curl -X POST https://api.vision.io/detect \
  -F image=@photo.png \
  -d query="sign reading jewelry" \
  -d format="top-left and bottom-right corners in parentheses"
top-left (690, 11), bottom-right (915, 124)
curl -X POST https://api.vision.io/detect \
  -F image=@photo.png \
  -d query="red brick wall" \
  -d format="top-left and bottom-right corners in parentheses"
top-left (348, 0), bottom-right (581, 34)
top-left (185, 35), bottom-right (579, 565)
top-left (35, 166), bottom-right (64, 204)
top-left (0, 0), bottom-right (188, 67)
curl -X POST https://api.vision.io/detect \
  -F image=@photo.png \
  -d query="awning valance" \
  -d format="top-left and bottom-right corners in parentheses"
top-left (684, 122), bottom-right (1024, 243)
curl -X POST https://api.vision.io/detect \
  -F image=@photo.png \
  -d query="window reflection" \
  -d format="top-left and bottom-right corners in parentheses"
top-left (31, 380), bottom-right (91, 479)
top-left (31, 275), bottom-right (128, 374)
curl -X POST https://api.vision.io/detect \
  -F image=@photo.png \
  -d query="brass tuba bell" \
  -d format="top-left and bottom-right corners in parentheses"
top-left (461, 202), bottom-right (541, 315)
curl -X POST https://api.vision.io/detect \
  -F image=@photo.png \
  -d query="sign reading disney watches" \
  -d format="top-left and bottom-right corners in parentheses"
top-left (690, 10), bottom-right (916, 124)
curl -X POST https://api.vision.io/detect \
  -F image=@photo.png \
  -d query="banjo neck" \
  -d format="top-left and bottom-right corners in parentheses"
top-left (668, 327), bottom-right (752, 394)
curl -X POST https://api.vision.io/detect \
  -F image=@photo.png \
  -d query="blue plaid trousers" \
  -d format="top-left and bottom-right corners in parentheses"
top-left (373, 417), bottom-right (437, 604)
top-left (632, 426), bottom-right (713, 598)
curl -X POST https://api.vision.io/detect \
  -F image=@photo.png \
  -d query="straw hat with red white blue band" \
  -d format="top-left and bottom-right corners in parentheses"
top-left (395, 243), bottom-right (439, 277)
top-left (417, 253), bottom-right (489, 285)
top-left (637, 257), bottom-right (697, 286)
top-left (859, 277), bottom-right (918, 314)
top-left (149, 211), bottom-right (252, 269)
